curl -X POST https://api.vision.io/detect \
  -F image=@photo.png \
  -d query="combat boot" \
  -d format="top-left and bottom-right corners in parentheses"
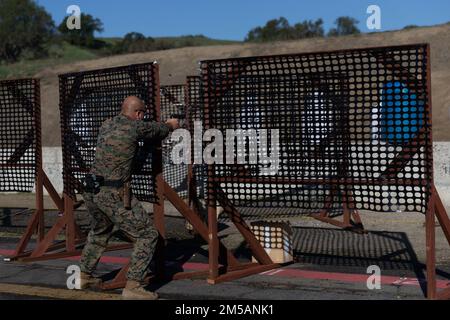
top-left (80, 272), bottom-right (102, 289)
top-left (122, 280), bottom-right (159, 300)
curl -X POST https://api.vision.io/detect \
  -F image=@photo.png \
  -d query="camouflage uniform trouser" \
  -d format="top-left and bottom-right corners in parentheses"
top-left (80, 186), bottom-right (159, 282)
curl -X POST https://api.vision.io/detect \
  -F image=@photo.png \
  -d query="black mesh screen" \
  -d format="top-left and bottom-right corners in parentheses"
top-left (201, 44), bottom-right (432, 214)
top-left (0, 79), bottom-right (40, 192)
top-left (59, 63), bottom-right (159, 202)
top-left (186, 76), bottom-right (207, 200)
top-left (160, 84), bottom-right (188, 197)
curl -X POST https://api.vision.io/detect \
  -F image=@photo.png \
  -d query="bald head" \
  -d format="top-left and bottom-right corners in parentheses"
top-left (121, 96), bottom-right (145, 120)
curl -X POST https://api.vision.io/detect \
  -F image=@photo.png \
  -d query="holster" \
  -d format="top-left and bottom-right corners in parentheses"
top-left (123, 181), bottom-right (132, 210)
top-left (83, 174), bottom-right (104, 194)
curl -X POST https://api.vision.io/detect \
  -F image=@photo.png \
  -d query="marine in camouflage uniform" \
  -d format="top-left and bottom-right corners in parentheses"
top-left (80, 97), bottom-right (172, 284)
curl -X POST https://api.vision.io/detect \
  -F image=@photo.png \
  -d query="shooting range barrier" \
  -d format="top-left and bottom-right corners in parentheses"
top-left (184, 76), bottom-right (208, 233)
top-left (160, 84), bottom-right (188, 198)
top-left (0, 79), bottom-right (39, 192)
top-left (186, 76), bottom-right (207, 203)
top-left (163, 80), bottom-right (208, 232)
top-left (60, 63), bottom-right (159, 203)
top-left (1, 78), bottom-right (65, 259)
top-left (200, 43), bottom-right (450, 299)
top-left (10, 64), bottom-right (164, 262)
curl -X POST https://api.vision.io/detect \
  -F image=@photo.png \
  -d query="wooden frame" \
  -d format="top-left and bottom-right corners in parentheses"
top-left (199, 44), bottom-right (450, 299)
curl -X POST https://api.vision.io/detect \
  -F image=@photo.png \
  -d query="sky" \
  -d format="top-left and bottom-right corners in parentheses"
top-left (35, 0), bottom-right (450, 40)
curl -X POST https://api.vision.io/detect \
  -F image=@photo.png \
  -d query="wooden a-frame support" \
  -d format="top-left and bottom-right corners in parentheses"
top-left (100, 177), bottom-right (269, 290)
top-left (100, 179), bottom-right (279, 290)
top-left (10, 176), bottom-right (132, 262)
top-left (309, 187), bottom-right (366, 233)
top-left (205, 185), bottom-right (279, 285)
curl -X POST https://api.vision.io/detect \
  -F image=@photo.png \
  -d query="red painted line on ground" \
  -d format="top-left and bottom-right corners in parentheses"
top-left (0, 248), bottom-right (210, 271)
top-left (168, 261), bottom-right (210, 271)
top-left (1, 249), bottom-right (20, 256)
top-left (270, 268), bottom-right (450, 289)
top-left (0, 249), bottom-right (211, 271)
top-left (0, 249), bottom-right (129, 265)
top-left (2, 248), bottom-right (449, 289)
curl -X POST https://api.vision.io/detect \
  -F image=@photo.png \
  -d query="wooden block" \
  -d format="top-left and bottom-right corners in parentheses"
top-left (250, 220), bottom-right (293, 264)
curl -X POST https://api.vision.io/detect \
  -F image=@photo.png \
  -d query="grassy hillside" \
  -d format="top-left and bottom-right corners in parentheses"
top-left (0, 36), bottom-right (239, 79)
top-left (0, 43), bottom-right (98, 79)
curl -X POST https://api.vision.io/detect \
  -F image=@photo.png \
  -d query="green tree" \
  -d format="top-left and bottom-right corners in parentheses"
top-left (245, 17), bottom-right (324, 42)
top-left (245, 17), bottom-right (291, 42)
top-left (328, 16), bottom-right (361, 36)
top-left (58, 13), bottom-right (104, 48)
top-left (0, 0), bottom-right (55, 62)
top-left (123, 32), bottom-right (146, 42)
top-left (112, 32), bottom-right (155, 54)
top-left (292, 19), bottom-right (324, 39)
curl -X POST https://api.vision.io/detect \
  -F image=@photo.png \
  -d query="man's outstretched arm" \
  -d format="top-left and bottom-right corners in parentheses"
top-left (136, 118), bottom-right (179, 141)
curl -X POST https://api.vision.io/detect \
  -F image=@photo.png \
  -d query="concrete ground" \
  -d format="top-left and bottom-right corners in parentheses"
top-left (1, 197), bottom-right (450, 300)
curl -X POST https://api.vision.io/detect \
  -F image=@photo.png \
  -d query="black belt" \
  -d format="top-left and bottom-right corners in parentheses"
top-left (83, 174), bottom-right (125, 193)
top-left (103, 180), bottom-right (124, 188)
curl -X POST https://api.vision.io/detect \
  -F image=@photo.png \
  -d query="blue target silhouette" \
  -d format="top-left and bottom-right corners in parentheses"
top-left (379, 81), bottom-right (425, 144)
